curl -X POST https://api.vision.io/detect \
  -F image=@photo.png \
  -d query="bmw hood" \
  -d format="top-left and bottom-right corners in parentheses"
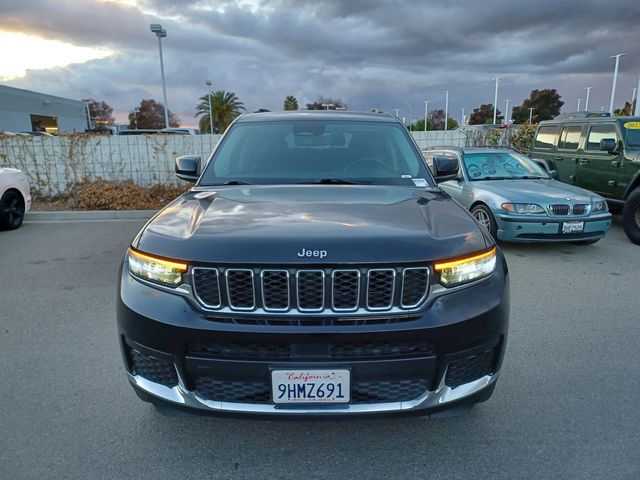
top-left (133, 185), bottom-right (489, 264)
top-left (472, 179), bottom-right (598, 204)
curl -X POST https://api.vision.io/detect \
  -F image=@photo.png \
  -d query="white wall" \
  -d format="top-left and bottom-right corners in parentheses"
top-left (0, 129), bottom-right (515, 197)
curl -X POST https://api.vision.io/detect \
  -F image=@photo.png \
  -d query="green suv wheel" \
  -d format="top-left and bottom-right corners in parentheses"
top-left (622, 187), bottom-right (640, 245)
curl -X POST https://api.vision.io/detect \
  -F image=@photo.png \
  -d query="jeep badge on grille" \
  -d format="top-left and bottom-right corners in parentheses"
top-left (297, 248), bottom-right (328, 259)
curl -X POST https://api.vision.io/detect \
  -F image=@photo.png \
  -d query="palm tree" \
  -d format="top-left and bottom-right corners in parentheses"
top-left (196, 90), bottom-right (245, 134)
top-left (283, 95), bottom-right (299, 111)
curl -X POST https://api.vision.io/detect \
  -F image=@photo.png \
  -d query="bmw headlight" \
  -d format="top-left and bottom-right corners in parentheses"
top-left (434, 247), bottom-right (497, 286)
top-left (592, 200), bottom-right (608, 213)
top-left (501, 203), bottom-right (545, 214)
top-left (128, 248), bottom-right (188, 286)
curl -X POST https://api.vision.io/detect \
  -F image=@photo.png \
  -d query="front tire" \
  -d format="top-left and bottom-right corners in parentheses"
top-left (622, 187), bottom-right (640, 245)
top-left (471, 204), bottom-right (498, 240)
top-left (0, 190), bottom-right (25, 231)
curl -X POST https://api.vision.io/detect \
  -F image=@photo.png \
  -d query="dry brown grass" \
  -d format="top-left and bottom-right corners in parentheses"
top-left (32, 179), bottom-right (190, 211)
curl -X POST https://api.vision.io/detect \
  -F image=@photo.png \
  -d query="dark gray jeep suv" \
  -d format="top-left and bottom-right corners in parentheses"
top-left (117, 111), bottom-right (509, 417)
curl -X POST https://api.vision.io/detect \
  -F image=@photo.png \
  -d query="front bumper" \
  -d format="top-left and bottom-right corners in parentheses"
top-left (117, 255), bottom-right (509, 417)
top-left (496, 213), bottom-right (612, 242)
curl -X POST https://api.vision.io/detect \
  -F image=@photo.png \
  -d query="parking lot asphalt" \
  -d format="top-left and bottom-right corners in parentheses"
top-left (1, 216), bottom-right (638, 480)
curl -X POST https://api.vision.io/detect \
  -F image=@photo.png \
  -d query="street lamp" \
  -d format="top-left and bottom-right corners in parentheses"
top-left (584, 87), bottom-right (592, 111)
top-left (609, 53), bottom-right (626, 114)
top-left (150, 24), bottom-right (170, 128)
top-left (205, 80), bottom-right (214, 135)
top-left (423, 100), bottom-right (430, 131)
top-left (635, 73), bottom-right (640, 116)
top-left (493, 77), bottom-right (500, 124)
top-left (576, 98), bottom-right (583, 112)
top-left (444, 91), bottom-right (449, 131)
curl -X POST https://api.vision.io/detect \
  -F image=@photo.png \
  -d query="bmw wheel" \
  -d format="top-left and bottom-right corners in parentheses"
top-left (471, 204), bottom-right (498, 240)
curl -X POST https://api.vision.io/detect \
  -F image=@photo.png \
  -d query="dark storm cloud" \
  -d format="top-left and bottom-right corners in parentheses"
top-left (3, 0), bottom-right (639, 125)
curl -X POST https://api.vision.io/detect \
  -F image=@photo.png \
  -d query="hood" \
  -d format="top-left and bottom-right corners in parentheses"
top-left (472, 178), bottom-right (598, 203)
top-left (133, 185), bottom-right (489, 264)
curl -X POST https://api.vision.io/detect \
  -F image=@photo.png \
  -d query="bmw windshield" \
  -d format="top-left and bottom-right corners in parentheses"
top-left (463, 151), bottom-right (549, 180)
top-left (199, 120), bottom-right (434, 186)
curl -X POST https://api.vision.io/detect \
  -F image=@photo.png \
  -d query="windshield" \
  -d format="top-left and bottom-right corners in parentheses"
top-left (199, 120), bottom-right (433, 186)
top-left (624, 126), bottom-right (640, 147)
top-left (463, 152), bottom-right (549, 180)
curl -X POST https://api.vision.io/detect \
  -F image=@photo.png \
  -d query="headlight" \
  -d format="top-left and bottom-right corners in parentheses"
top-left (592, 200), bottom-right (608, 213)
top-left (434, 247), bottom-right (497, 286)
top-left (501, 203), bottom-right (545, 214)
top-left (128, 248), bottom-right (187, 286)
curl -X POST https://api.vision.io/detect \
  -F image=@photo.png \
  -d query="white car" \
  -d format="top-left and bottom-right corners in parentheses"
top-left (0, 167), bottom-right (31, 230)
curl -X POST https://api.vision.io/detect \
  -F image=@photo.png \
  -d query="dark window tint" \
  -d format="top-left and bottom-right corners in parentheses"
top-left (534, 126), bottom-right (558, 149)
top-left (558, 126), bottom-right (582, 150)
top-left (586, 124), bottom-right (617, 150)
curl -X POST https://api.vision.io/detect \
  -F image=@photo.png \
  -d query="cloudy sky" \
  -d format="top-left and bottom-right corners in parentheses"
top-left (1, 0), bottom-right (639, 126)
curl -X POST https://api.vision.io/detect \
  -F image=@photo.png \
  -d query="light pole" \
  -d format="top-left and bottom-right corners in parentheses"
top-left (423, 100), bottom-right (430, 131)
top-left (584, 87), bottom-right (592, 111)
top-left (205, 80), bottom-right (214, 134)
top-left (461, 108), bottom-right (465, 126)
top-left (133, 107), bottom-right (140, 129)
top-left (609, 53), bottom-right (626, 114)
top-left (394, 108), bottom-right (400, 117)
top-left (576, 98), bottom-right (582, 112)
top-left (528, 108), bottom-right (534, 124)
top-left (444, 91), bottom-right (449, 131)
top-left (504, 99), bottom-right (510, 124)
top-left (150, 24), bottom-right (170, 128)
top-left (631, 88), bottom-right (637, 114)
top-left (493, 77), bottom-right (500, 124)
top-left (406, 103), bottom-right (413, 131)
top-left (635, 73), bottom-right (640, 116)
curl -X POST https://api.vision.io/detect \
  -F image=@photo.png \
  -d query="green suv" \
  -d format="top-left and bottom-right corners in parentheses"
top-left (530, 113), bottom-right (640, 244)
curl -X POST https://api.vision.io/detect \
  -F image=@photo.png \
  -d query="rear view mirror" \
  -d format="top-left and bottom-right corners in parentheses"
top-left (548, 169), bottom-right (559, 179)
top-left (433, 155), bottom-right (459, 183)
top-left (175, 155), bottom-right (201, 182)
top-left (599, 138), bottom-right (617, 153)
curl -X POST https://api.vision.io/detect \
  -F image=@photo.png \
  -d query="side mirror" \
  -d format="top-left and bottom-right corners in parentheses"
top-left (548, 169), bottom-right (559, 179)
top-left (599, 138), bottom-right (617, 154)
top-left (433, 155), bottom-right (459, 183)
top-left (175, 155), bottom-right (201, 182)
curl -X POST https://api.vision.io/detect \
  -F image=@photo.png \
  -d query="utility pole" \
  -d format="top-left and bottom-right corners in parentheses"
top-left (609, 53), bottom-right (626, 114)
top-left (150, 24), bottom-right (170, 128)
top-left (635, 73), bottom-right (640, 116)
top-left (493, 77), bottom-right (500, 124)
top-left (424, 100), bottom-right (430, 131)
top-left (584, 87), bottom-right (592, 111)
top-left (205, 80), bottom-right (213, 134)
top-left (444, 90), bottom-right (449, 131)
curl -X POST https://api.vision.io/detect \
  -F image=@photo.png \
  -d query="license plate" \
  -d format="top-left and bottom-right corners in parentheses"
top-left (272, 369), bottom-right (350, 404)
top-left (562, 221), bottom-right (584, 233)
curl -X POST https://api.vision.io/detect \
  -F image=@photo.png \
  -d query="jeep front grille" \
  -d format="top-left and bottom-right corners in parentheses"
top-left (192, 266), bottom-right (430, 314)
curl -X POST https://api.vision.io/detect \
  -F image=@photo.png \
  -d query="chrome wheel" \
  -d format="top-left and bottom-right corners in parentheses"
top-left (473, 209), bottom-right (491, 230)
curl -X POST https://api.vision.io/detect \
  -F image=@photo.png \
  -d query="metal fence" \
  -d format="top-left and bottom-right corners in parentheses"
top-left (0, 128), bottom-right (516, 198)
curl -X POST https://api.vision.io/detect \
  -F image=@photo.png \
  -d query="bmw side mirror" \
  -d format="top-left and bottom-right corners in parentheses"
top-left (175, 155), bottom-right (201, 182)
top-left (548, 169), bottom-right (558, 179)
top-left (599, 138), bottom-right (617, 154)
top-left (433, 155), bottom-right (459, 183)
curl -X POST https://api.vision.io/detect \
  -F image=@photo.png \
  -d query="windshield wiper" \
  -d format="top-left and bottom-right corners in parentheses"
top-left (518, 175), bottom-right (548, 179)
top-left (474, 176), bottom-right (512, 180)
top-left (306, 178), bottom-right (358, 185)
top-left (222, 180), bottom-right (252, 185)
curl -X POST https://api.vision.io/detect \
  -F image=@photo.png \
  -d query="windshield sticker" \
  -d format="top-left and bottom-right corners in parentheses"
top-left (412, 178), bottom-right (427, 187)
top-left (623, 122), bottom-right (640, 129)
top-left (401, 174), bottom-right (412, 179)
